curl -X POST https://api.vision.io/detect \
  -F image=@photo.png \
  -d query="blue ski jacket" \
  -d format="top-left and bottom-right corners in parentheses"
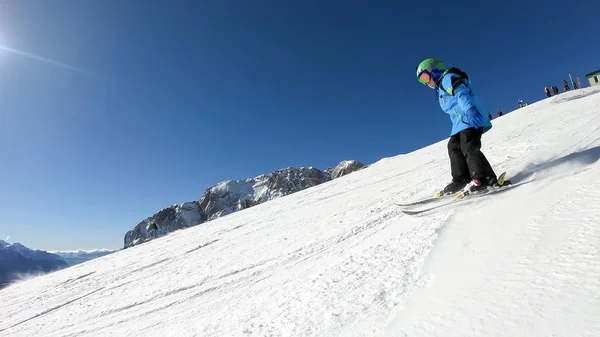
top-left (437, 69), bottom-right (492, 136)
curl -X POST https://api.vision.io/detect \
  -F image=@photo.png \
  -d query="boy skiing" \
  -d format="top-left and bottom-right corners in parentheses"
top-left (415, 58), bottom-right (509, 197)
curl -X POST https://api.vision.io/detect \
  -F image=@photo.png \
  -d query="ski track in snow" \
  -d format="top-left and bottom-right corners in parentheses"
top-left (1, 87), bottom-right (600, 336)
top-left (386, 161), bottom-right (600, 337)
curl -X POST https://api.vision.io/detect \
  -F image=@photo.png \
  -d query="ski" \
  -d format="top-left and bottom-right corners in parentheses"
top-left (401, 190), bottom-right (494, 215)
top-left (394, 193), bottom-right (454, 207)
top-left (396, 172), bottom-right (508, 207)
top-left (400, 180), bottom-right (532, 216)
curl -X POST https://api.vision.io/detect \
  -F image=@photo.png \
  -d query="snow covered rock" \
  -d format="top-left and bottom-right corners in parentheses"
top-left (124, 166), bottom-right (332, 248)
top-left (330, 160), bottom-right (366, 179)
top-left (199, 179), bottom-right (256, 221)
top-left (124, 202), bottom-right (205, 248)
top-left (200, 166), bottom-right (330, 220)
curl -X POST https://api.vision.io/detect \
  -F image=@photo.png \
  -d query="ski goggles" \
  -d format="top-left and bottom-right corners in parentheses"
top-left (417, 70), bottom-right (432, 85)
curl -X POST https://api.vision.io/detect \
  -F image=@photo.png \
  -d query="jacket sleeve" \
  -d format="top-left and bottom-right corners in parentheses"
top-left (454, 85), bottom-right (477, 114)
top-left (441, 73), bottom-right (478, 118)
top-left (442, 74), bottom-right (481, 124)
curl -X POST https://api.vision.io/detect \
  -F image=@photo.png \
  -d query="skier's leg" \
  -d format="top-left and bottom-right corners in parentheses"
top-left (448, 133), bottom-right (470, 181)
top-left (439, 134), bottom-right (472, 195)
top-left (459, 127), bottom-right (497, 185)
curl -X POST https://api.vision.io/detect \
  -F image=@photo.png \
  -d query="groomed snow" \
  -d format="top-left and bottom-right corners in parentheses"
top-left (1, 87), bottom-right (600, 336)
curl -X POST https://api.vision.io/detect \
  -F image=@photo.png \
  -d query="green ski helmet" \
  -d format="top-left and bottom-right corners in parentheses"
top-left (416, 58), bottom-right (446, 86)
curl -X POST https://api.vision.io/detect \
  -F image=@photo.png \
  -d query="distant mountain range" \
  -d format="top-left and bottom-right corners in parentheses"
top-left (0, 240), bottom-right (116, 285)
top-left (0, 240), bottom-right (67, 283)
top-left (49, 249), bottom-right (116, 266)
top-left (124, 160), bottom-right (366, 248)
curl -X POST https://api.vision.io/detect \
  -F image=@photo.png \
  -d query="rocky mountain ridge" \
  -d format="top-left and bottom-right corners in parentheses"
top-left (124, 160), bottom-right (366, 248)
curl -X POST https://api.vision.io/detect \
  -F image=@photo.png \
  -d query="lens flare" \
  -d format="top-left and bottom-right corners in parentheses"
top-left (0, 44), bottom-right (92, 74)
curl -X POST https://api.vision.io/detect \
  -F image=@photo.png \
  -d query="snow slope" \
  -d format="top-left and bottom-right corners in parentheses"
top-left (1, 87), bottom-right (600, 336)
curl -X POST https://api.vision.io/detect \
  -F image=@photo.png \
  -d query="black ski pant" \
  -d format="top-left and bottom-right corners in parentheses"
top-left (448, 127), bottom-right (496, 183)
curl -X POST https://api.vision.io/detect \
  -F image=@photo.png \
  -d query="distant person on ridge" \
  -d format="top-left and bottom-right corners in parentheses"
top-left (415, 58), bottom-right (510, 197)
top-left (552, 85), bottom-right (559, 95)
top-left (497, 109), bottom-right (503, 117)
top-left (544, 86), bottom-right (551, 97)
top-left (147, 222), bottom-right (165, 238)
top-left (564, 80), bottom-right (571, 91)
top-left (147, 222), bottom-right (158, 236)
top-left (488, 112), bottom-right (493, 120)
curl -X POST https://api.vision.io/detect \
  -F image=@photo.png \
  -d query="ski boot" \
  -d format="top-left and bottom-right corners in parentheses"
top-left (454, 172), bottom-right (510, 200)
top-left (434, 178), bottom-right (470, 197)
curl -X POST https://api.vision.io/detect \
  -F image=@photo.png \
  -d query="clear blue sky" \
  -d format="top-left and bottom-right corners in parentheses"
top-left (0, 0), bottom-right (597, 251)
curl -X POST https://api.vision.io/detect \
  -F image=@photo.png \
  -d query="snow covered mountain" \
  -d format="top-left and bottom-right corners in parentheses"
top-left (2, 87), bottom-right (600, 336)
top-left (0, 243), bottom-right (112, 283)
top-left (124, 161), bottom-right (365, 248)
top-left (330, 160), bottom-right (366, 179)
top-left (49, 249), bottom-right (117, 266)
top-left (0, 242), bottom-right (68, 283)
